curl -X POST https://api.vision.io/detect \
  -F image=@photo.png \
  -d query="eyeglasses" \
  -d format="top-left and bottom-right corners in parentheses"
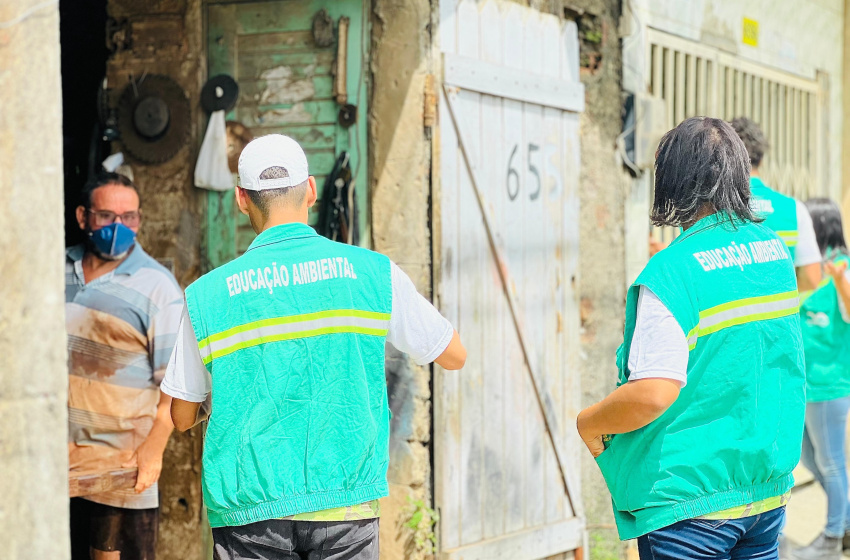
top-left (87, 209), bottom-right (142, 227)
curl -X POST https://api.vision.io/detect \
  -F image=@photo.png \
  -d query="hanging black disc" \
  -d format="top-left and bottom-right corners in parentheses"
top-left (201, 74), bottom-right (240, 113)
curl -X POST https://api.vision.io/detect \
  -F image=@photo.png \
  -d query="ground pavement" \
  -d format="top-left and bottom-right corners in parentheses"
top-left (784, 464), bottom-right (850, 556)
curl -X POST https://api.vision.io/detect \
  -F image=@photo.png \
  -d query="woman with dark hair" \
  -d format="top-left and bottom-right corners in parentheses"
top-left (578, 117), bottom-right (805, 560)
top-left (790, 198), bottom-right (850, 560)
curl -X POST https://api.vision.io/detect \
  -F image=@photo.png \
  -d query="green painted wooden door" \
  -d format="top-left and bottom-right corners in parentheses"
top-left (206, 0), bottom-right (368, 269)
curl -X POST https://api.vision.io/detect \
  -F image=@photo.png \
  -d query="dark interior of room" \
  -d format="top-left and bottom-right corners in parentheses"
top-left (60, 0), bottom-right (109, 247)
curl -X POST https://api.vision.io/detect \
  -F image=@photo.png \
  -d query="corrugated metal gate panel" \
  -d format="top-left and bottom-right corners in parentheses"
top-left (435, 2), bottom-right (584, 558)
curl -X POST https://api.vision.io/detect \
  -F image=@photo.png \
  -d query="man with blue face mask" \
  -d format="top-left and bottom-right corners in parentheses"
top-left (66, 172), bottom-right (183, 560)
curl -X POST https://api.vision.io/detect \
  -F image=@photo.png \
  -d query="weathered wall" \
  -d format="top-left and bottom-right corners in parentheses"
top-left (369, 0), bottom-right (436, 558)
top-left (529, 0), bottom-right (629, 558)
top-left (0, 1), bottom-right (69, 558)
top-left (104, 0), bottom-right (206, 558)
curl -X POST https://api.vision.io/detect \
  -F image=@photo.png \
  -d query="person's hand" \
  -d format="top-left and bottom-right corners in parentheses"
top-left (825, 259), bottom-right (848, 284)
top-left (581, 433), bottom-right (605, 458)
top-left (122, 439), bottom-right (165, 494)
top-left (576, 412), bottom-right (605, 458)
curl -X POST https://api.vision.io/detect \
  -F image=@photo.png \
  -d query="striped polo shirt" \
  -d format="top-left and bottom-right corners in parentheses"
top-left (66, 244), bottom-right (183, 509)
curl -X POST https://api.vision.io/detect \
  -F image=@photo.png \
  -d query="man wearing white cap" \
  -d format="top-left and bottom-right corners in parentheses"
top-left (161, 134), bottom-right (466, 559)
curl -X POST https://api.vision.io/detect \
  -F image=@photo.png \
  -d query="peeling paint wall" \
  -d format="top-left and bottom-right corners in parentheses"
top-left (104, 0), bottom-right (206, 558)
top-left (565, 1), bottom-right (630, 557)
top-left (369, 0), bottom-right (436, 558)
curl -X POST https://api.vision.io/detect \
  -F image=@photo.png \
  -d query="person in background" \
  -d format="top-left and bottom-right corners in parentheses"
top-left (730, 117), bottom-right (822, 291)
top-left (161, 134), bottom-right (466, 560)
top-left (578, 117), bottom-right (806, 560)
top-left (789, 199), bottom-right (850, 560)
top-left (67, 173), bottom-right (183, 560)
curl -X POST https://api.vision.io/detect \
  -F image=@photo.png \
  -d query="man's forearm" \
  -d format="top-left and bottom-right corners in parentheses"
top-left (577, 379), bottom-right (680, 439)
top-left (145, 394), bottom-right (175, 451)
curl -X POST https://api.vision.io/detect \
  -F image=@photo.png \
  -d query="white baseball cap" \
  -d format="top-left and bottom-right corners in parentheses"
top-left (237, 134), bottom-right (310, 191)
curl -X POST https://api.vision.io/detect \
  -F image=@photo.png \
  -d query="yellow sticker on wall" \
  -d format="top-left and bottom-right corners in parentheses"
top-left (743, 17), bottom-right (759, 47)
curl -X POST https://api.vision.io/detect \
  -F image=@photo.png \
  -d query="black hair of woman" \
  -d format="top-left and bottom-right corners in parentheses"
top-left (805, 197), bottom-right (848, 257)
top-left (652, 116), bottom-right (759, 228)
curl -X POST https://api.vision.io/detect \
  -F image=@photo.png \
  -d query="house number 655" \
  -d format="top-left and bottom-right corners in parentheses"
top-left (506, 143), bottom-right (541, 201)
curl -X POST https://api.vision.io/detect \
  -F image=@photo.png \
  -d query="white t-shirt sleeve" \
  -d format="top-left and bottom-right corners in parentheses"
top-left (627, 286), bottom-right (690, 387)
top-left (160, 303), bottom-right (211, 403)
top-left (795, 201), bottom-right (822, 267)
top-left (386, 261), bottom-right (454, 366)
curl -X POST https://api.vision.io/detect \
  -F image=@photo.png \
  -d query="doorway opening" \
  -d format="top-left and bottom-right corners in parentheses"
top-left (59, 0), bottom-right (109, 247)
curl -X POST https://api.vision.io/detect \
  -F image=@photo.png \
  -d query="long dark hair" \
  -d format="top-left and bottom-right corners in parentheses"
top-left (805, 198), bottom-right (848, 256)
top-left (652, 117), bottom-right (757, 227)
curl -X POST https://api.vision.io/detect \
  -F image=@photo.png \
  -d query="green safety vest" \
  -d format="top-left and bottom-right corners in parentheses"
top-left (596, 213), bottom-right (806, 540)
top-left (750, 176), bottom-right (799, 259)
top-left (185, 223), bottom-right (393, 528)
top-left (800, 254), bottom-right (850, 403)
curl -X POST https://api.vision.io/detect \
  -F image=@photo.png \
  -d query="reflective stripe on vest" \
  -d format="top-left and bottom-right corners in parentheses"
top-left (198, 309), bottom-right (391, 365)
top-left (686, 290), bottom-right (800, 350)
top-left (776, 230), bottom-right (798, 248)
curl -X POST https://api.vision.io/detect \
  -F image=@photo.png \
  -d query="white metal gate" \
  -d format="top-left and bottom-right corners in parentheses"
top-left (646, 29), bottom-right (826, 199)
top-left (643, 29), bottom-right (827, 245)
top-left (435, 1), bottom-right (585, 558)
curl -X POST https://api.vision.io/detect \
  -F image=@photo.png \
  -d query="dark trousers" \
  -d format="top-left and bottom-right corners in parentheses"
top-left (637, 507), bottom-right (785, 560)
top-left (70, 498), bottom-right (159, 560)
top-left (213, 518), bottom-right (379, 560)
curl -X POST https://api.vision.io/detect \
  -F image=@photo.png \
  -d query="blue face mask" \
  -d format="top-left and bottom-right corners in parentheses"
top-left (88, 222), bottom-right (137, 260)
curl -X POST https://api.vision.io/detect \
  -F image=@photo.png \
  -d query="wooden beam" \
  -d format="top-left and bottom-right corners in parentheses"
top-left (441, 518), bottom-right (584, 560)
top-left (443, 53), bottom-right (585, 113)
top-left (69, 468), bottom-right (137, 498)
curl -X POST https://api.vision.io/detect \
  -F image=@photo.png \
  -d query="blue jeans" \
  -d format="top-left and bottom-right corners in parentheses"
top-left (800, 396), bottom-right (850, 538)
top-left (637, 507), bottom-right (785, 560)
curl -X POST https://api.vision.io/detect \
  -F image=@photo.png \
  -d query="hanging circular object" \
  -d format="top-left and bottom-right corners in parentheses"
top-left (133, 97), bottom-right (170, 139)
top-left (338, 104), bottom-right (357, 128)
top-left (117, 74), bottom-right (190, 164)
top-left (201, 74), bottom-right (240, 114)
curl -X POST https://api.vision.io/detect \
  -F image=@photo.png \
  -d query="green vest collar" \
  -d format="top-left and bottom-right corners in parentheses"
top-left (247, 222), bottom-right (318, 252)
top-left (750, 175), bottom-right (767, 190)
top-left (672, 212), bottom-right (739, 247)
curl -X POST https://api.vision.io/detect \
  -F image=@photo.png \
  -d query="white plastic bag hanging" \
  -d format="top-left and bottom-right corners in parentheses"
top-left (194, 110), bottom-right (233, 191)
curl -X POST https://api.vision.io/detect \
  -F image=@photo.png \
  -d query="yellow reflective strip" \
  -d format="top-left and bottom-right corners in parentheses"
top-left (202, 325), bottom-right (389, 365)
top-left (699, 492), bottom-right (790, 520)
top-left (698, 305), bottom-right (799, 337)
top-left (776, 231), bottom-right (798, 247)
top-left (197, 309), bottom-right (391, 350)
top-left (699, 290), bottom-right (798, 320)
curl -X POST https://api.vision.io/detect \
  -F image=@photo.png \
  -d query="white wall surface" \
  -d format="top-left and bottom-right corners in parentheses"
top-left (628, 0), bottom-right (843, 198)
